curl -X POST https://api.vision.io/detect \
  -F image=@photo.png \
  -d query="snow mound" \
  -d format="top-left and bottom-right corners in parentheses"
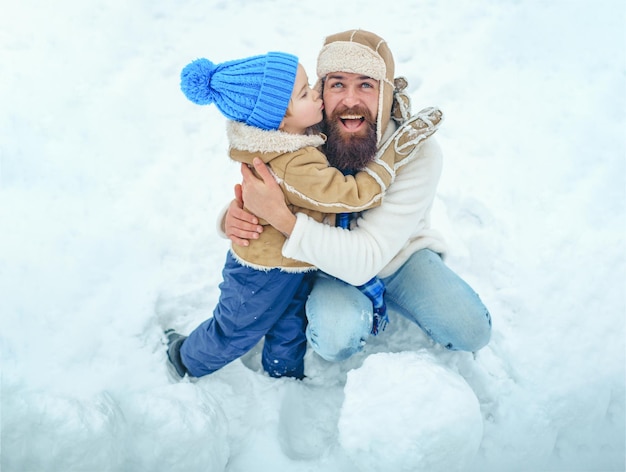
top-left (278, 380), bottom-right (344, 460)
top-left (2, 383), bottom-right (229, 472)
top-left (339, 351), bottom-right (483, 472)
top-left (119, 384), bottom-right (229, 472)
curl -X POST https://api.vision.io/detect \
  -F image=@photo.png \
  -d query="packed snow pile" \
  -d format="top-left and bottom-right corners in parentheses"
top-left (338, 351), bottom-right (483, 472)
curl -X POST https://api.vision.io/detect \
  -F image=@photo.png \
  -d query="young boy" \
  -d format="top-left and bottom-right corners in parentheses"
top-left (166, 51), bottom-right (441, 380)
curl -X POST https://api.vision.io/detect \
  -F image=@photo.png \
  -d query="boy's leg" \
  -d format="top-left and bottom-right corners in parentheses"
top-left (305, 274), bottom-right (373, 362)
top-left (383, 249), bottom-right (492, 352)
top-left (180, 253), bottom-right (307, 377)
top-left (262, 275), bottom-right (313, 379)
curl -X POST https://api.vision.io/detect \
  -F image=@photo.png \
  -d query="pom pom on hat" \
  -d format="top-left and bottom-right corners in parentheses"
top-left (180, 58), bottom-right (219, 105)
top-left (180, 52), bottom-right (299, 131)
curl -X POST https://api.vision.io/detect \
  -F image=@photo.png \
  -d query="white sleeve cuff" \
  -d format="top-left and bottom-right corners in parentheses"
top-left (215, 202), bottom-right (230, 239)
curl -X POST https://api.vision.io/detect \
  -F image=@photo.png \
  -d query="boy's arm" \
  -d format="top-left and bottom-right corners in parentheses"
top-left (278, 147), bottom-right (393, 213)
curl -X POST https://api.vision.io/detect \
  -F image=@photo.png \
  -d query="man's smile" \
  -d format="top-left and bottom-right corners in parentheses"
top-left (338, 114), bottom-right (366, 132)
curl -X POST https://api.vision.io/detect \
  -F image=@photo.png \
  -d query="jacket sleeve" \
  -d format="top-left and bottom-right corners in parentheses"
top-left (278, 147), bottom-right (394, 213)
top-left (282, 138), bottom-right (443, 285)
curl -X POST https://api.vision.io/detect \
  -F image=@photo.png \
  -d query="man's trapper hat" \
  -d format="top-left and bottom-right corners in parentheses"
top-left (180, 52), bottom-right (299, 131)
top-left (316, 29), bottom-right (396, 144)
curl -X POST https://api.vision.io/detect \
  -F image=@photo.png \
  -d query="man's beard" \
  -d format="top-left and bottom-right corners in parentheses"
top-left (323, 106), bottom-right (378, 173)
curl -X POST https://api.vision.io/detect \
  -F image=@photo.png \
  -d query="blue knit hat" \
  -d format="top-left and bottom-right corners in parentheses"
top-left (180, 52), bottom-right (299, 131)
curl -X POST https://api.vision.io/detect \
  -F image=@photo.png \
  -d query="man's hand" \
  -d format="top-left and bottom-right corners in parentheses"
top-left (224, 183), bottom-right (263, 247)
top-left (241, 158), bottom-right (296, 237)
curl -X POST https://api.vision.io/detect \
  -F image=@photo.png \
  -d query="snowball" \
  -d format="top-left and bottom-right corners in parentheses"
top-left (338, 351), bottom-right (483, 472)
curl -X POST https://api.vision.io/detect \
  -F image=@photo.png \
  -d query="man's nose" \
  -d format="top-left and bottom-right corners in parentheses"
top-left (341, 88), bottom-right (360, 107)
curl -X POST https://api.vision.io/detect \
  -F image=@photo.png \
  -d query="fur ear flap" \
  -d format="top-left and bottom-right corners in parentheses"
top-left (391, 76), bottom-right (412, 124)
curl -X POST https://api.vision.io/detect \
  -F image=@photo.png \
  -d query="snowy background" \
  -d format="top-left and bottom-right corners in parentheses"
top-left (1, 0), bottom-right (624, 471)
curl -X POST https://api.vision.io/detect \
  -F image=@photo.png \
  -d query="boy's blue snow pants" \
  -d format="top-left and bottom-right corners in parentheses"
top-left (180, 252), bottom-right (312, 379)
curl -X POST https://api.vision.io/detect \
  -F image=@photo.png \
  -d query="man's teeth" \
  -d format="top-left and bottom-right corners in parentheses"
top-left (340, 115), bottom-right (363, 120)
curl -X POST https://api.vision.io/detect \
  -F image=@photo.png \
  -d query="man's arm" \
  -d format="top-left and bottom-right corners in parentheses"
top-left (223, 161), bottom-right (295, 245)
top-left (223, 182), bottom-right (263, 247)
top-left (240, 160), bottom-right (296, 237)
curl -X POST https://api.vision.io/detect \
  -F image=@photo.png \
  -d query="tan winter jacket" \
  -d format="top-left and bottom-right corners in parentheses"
top-left (227, 120), bottom-right (396, 272)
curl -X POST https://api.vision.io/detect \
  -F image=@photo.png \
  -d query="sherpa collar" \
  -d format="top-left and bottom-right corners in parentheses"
top-left (227, 120), bottom-right (326, 154)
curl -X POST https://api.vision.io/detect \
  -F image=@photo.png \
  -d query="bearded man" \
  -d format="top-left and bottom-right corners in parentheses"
top-left (225, 29), bottom-right (491, 361)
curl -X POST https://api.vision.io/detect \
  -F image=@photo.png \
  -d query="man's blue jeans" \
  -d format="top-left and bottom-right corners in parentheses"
top-left (305, 249), bottom-right (492, 361)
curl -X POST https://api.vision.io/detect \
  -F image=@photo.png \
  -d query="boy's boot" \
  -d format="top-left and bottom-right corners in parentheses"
top-left (165, 329), bottom-right (189, 379)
